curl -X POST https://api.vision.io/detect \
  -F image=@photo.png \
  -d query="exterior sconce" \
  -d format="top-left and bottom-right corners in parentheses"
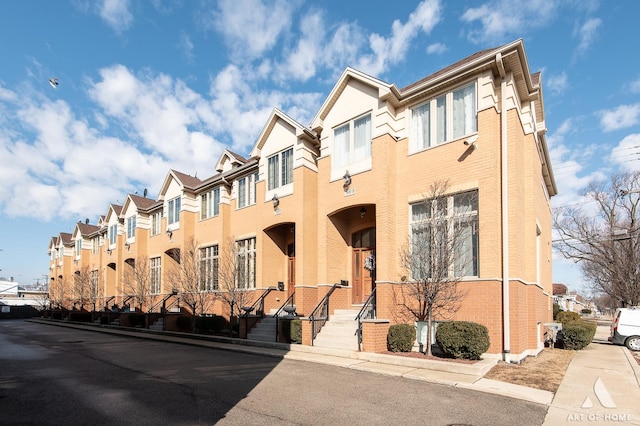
top-left (125, 242), bottom-right (131, 251)
top-left (277, 281), bottom-right (284, 291)
top-left (343, 170), bottom-right (352, 189)
top-left (340, 279), bottom-right (349, 286)
top-left (106, 248), bottom-right (112, 256)
top-left (360, 207), bottom-right (366, 218)
top-left (166, 228), bottom-right (173, 239)
top-left (272, 193), bottom-right (279, 208)
top-left (463, 135), bottom-right (478, 150)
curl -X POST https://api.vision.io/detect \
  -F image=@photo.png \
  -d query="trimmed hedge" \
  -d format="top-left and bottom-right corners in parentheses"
top-left (387, 324), bottom-right (416, 352)
top-left (282, 319), bottom-right (302, 344)
top-left (176, 315), bottom-right (192, 331)
top-left (128, 313), bottom-right (144, 327)
top-left (561, 320), bottom-right (597, 350)
top-left (195, 315), bottom-right (227, 334)
top-left (436, 321), bottom-right (490, 360)
top-left (556, 311), bottom-right (581, 324)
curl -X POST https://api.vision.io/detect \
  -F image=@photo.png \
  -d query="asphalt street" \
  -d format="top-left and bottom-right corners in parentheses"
top-left (0, 320), bottom-right (547, 425)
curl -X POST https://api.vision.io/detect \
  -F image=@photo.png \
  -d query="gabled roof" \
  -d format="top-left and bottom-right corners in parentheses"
top-left (157, 169), bottom-right (203, 199)
top-left (215, 149), bottom-right (249, 174)
top-left (250, 108), bottom-right (317, 158)
top-left (72, 222), bottom-right (100, 240)
top-left (121, 193), bottom-right (161, 215)
top-left (104, 204), bottom-right (123, 224)
top-left (57, 232), bottom-right (73, 247)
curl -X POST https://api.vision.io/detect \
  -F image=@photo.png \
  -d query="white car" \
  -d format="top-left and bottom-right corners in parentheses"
top-left (609, 307), bottom-right (640, 351)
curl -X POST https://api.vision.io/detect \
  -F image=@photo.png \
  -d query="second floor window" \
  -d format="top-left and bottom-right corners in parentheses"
top-left (411, 82), bottom-right (477, 152)
top-left (201, 188), bottom-right (220, 219)
top-left (75, 240), bottom-right (81, 258)
top-left (151, 211), bottom-right (162, 236)
top-left (237, 173), bottom-right (258, 209)
top-left (267, 147), bottom-right (293, 190)
top-left (150, 257), bottom-right (161, 294)
top-left (333, 113), bottom-right (371, 169)
top-left (109, 224), bottom-right (117, 245)
top-left (126, 216), bottom-right (136, 239)
top-left (167, 196), bottom-right (181, 225)
top-left (92, 238), bottom-right (99, 254)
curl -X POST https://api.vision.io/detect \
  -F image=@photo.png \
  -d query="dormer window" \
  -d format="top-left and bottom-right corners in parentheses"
top-left (109, 224), bottom-right (117, 246)
top-left (126, 216), bottom-right (136, 239)
top-left (267, 147), bottom-right (293, 190)
top-left (167, 196), bottom-right (181, 225)
top-left (333, 113), bottom-right (371, 169)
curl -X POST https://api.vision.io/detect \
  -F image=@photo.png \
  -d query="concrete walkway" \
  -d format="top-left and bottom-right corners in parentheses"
top-left (30, 320), bottom-right (640, 424)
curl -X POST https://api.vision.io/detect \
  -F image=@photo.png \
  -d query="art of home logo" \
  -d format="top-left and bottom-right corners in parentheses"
top-left (566, 377), bottom-right (632, 422)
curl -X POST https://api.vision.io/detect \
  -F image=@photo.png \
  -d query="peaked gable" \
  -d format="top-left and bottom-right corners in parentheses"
top-left (250, 108), bottom-right (317, 158)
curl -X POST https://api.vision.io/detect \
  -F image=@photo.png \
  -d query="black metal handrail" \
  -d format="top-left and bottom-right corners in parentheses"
top-left (355, 288), bottom-right (377, 351)
top-left (246, 286), bottom-right (276, 319)
top-left (309, 284), bottom-right (340, 345)
top-left (274, 292), bottom-right (295, 342)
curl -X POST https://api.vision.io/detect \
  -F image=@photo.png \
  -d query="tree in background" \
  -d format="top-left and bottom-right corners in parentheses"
top-left (554, 171), bottom-right (640, 308)
top-left (122, 256), bottom-right (154, 311)
top-left (73, 265), bottom-right (93, 310)
top-left (217, 237), bottom-right (254, 333)
top-left (397, 180), bottom-right (475, 355)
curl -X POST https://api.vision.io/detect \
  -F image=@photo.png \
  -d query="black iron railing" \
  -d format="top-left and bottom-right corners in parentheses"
top-left (246, 286), bottom-right (276, 319)
top-left (274, 292), bottom-right (296, 341)
top-left (355, 288), bottom-right (376, 351)
top-left (309, 284), bottom-right (340, 345)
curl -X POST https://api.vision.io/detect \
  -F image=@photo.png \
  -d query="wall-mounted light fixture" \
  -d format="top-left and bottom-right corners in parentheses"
top-left (106, 248), bottom-right (113, 256)
top-left (360, 207), bottom-right (367, 218)
top-left (343, 170), bottom-right (352, 189)
top-left (166, 228), bottom-right (173, 239)
top-left (463, 135), bottom-right (478, 150)
top-left (125, 242), bottom-right (131, 251)
top-left (272, 193), bottom-right (279, 208)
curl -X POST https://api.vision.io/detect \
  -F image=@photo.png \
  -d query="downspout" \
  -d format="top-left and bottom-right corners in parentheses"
top-left (497, 52), bottom-right (511, 363)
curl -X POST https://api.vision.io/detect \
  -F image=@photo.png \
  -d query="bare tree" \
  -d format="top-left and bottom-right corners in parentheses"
top-left (73, 265), bottom-right (93, 310)
top-left (217, 237), bottom-right (254, 332)
top-left (122, 256), bottom-right (153, 311)
top-left (397, 180), bottom-right (475, 355)
top-left (49, 275), bottom-right (69, 310)
top-left (553, 171), bottom-right (640, 307)
top-left (32, 280), bottom-right (51, 311)
top-left (165, 238), bottom-right (218, 329)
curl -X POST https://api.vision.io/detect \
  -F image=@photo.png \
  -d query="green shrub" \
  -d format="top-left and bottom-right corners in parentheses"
top-left (436, 321), bottom-right (490, 360)
top-left (176, 315), bottom-right (192, 331)
top-left (282, 319), bottom-right (302, 344)
top-left (387, 324), bottom-right (416, 352)
top-left (556, 311), bottom-right (581, 324)
top-left (128, 313), bottom-right (144, 327)
top-left (553, 303), bottom-right (562, 320)
top-left (195, 315), bottom-right (227, 333)
top-left (561, 320), bottom-right (596, 350)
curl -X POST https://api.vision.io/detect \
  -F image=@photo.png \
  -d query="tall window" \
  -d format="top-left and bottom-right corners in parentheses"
top-left (237, 173), bottom-right (258, 209)
top-left (109, 224), bottom-right (117, 245)
top-left (333, 113), bottom-right (371, 169)
top-left (92, 238), bottom-right (99, 254)
top-left (151, 211), bottom-right (162, 236)
top-left (91, 270), bottom-right (99, 296)
top-left (199, 245), bottom-right (219, 291)
top-left (410, 189), bottom-right (478, 278)
top-left (167, 196), bottom-right (181, 225)
top-left (411, 82), bottom-right (476, 152)
top-left (75, 240), bottom-right (82, 258)
top-left (201, 188), bottom-right (220, 219)
top-left (236, 238), bottom-right (256, 289)
top-left (126, 216), bottom-right (136, 239)
top-left (267, 147), bottom-right (293, 190)
top-left (150, 257), bottom-right (161, 294)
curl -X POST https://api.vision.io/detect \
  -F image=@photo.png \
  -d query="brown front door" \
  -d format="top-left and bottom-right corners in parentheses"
top-left (287, 243), bottom-right (295, 297)
top-left (352, 228), bottom-right (375, 305)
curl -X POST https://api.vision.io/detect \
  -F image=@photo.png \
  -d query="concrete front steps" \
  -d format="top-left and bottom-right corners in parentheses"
top-left (246, 316), bottom-right (278, 342)
top-left (312, 309), bottom-right (360, 351)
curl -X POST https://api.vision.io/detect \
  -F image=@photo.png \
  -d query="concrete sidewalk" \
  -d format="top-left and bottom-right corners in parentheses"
top-left (543, 327), bottom-right (640, 425)
top-left (30, 319), bottom-right (640, 423)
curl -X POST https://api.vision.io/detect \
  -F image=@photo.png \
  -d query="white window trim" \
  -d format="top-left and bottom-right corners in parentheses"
top-left (331, 112), bottom-right (373, 182)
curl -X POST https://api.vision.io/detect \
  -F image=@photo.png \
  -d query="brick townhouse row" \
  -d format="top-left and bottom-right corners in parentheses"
top-left (48, 39), bottom-right (557, 361)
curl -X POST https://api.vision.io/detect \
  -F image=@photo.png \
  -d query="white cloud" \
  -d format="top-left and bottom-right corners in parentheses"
top-left (574, 18), bottom-right (601, 56)
top-left (546, 72), bottom-right (568, 96)
top-left (210, 0), bottom-right (295, 60)
top-left (599, 104), bottom-right (640, 132)
top-left (426, 42), bottom-right (447, 55)
top-left (610, 133), bottom-right (640, 171)
top-left (178, 31), bottom-right (195, 64)
top-left (100, 0), bottom-right (134, 34)
top-left (356, 0), bottom-right (442, 76)
top-left (461, 0), bottom-right (558, 44)
top-left (629, 77), bottom-right (640, 93)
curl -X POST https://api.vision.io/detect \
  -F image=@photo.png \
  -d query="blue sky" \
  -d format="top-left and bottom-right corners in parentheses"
top-left (1, 0), bottom-right (639, 293)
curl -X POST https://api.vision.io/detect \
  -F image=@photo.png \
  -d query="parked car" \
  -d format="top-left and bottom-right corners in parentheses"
top-left (609, 307), bottom-right (640, 350)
